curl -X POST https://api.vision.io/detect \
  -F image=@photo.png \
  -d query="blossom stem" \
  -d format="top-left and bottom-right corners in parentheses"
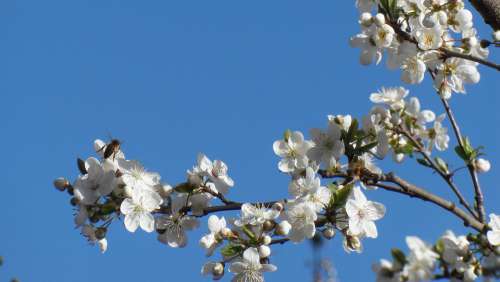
top-left (440, 98), bottom-right (486, 223)
top-left (397, 128), bottom-right (478, 219)
top-left (374, 173), bottom-right (485, 232)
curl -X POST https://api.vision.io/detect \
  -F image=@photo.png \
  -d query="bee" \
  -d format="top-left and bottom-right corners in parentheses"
top-left (97, 139), bottom-right (122, 161)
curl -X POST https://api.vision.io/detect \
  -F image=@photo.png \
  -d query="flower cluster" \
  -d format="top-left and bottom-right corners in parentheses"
top-left (351, 0), bottom-right (488, 99)
top-left (373, 224), bottom-right (500, 281)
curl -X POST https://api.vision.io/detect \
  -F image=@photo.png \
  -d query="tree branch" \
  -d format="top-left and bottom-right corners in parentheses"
top-left (440, 98), bottom-right (486, 223)
top-left (396, 128), bottom-right (478, 218)
top-left (374, 173), bottom-right (485, 232)
top-left (469, 0), bottom-right (500, 31)
top-left (441, 48), bottom-right (500, 71)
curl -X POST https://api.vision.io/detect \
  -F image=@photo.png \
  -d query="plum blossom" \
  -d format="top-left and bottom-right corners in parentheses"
top-left (234, 203), bottom-right (280, 227)
top-left (117, 159), bottom-right (161, 194)
top-left (73, 157), bottom-right (117, 205)
top-left (229, 247), bottom-right (277, 282)
top-left (403, 236), bottom-right (439, 281)
top-left (200, 215), bottom-right (228, 256)
top-left (157, 213), bottom-right (200, 248)
top-left (120, 188), bottom-right (163, 233)
top-left (370, 87), bottom-right (408, 110)
top-left (273, 131), bottom-right (312, 173)
top-left (428, 114), bottom-right (450, 151)
top-left (284, 202), bottom-right (317, 242)
top-left (196, 153), bottom-right (234, 194)
top-left (345, 186), bottom-right (385, 238)
top-left (434, 58), bottom-right (480, 99)
top-left (307, 122), bottom-right (344, 168)
top-left (487, 214), bottom-right (500, 246)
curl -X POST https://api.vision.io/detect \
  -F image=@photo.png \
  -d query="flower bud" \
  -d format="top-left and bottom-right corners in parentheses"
top-left (343, 235), bottom-right (362, 253)
top-left (359, 12), bottom-right (372, 26)
top-left (263, 220), bottom-right (276, 232)
top-left (262, 235), bottom-right (272, 245)
top-left (213, 262), bottom-right (224, 277)
top-left (53, 177), bottom-right (70, 191)
top-left (322, 228), bottom-right (336, 239)
top-left (95, 227), bottom-right (107, 240)
top-left (258, 245), bottom-right (271, 258)
top-left (374, 13), bottom-right (385, 26)
top-left (275, 220), bottom-right (291, 236)
top-left (98, 238), bottom-right (108, 253)
top-left (474, 158), bottom-right (490, 173)
top-left (493, 30), bottom-right (500, 42)
top-left (156, 184), bottom-right (173, 198)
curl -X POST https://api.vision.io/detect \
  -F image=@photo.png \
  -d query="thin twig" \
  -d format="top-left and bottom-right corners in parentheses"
top-left (440, 98), bottom-right (486, 223)
top-left (397, 128), bottom-right (478, 218)
top-left (375, 173), bottom-right (485, 232)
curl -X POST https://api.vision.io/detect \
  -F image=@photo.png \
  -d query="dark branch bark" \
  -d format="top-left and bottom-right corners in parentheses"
top-left (469, 0), bottom-right (500, 31)
top-left (376, 173), bottom-right (486, 232)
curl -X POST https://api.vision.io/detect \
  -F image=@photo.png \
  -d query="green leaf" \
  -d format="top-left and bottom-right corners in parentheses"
top-left (174, 182), bottom-right (196, 193)
top-left (417, 158), bottom-right (432, 167)
top-left (434, 239), bottom-right (445, 255)
top-left (100, 202), bottom-right (117, 215)
top-left (455, 145), bottom-right (468, 161)
top-left (391, 248), bottom-right (407, 265)
top-left (434, 157), bottom-right (449, 174)
top-left (355, 141), bottom-right (379, 155)
top-left (220, 244), bottom-right (244, 257)
top-left (242, 225), bottom-right (256, 240)
top-left (345, 119), bottom-right (359, 144)
top-left (333, 183), bottom-right (354, 209)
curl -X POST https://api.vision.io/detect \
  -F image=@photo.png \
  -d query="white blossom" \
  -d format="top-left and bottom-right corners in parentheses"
top-left (308, 122), bottom-right (344, 168)
top-left (428, 114), bottom-right (450, 151)
top-left (196, 153), bottom-right (234, 194)
top-left (434, 58), bottom-right (480, 99)
top-left (370, 87), bottom-right (408, 110)
top-left (273, 131), bottom-right (312, 173)
top-left (157, 213), bottom-right (200, 248)
top-left (120, 188), bottom-right (163, 233)
top-left (229, 248), bottom-right (277, 282)
top-left (234, 203), bottom-right (280, 227)
top-left (284, 202), bottom-right (317, 242)
top-left (487, 214), bottom-right (500, 246)
top-left (403, 236), bottom-right (439, 281)
top-left (200, 215), bottom-right (227, 256)
top-left (73, 157), bottom-right (117, 205)
top-left (345, 186), bottom-right (385, 238)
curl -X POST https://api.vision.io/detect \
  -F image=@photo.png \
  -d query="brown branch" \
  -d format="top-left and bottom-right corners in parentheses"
top-left (441, 48), bottom-right (500, 71)
top-left (469, 0), bottom-right (500, 31)
top-left (440, 98), bottom-right (486, 223)
top-left (396, 128), bottom-right (478, 218)
top-left (374, 173), bottom-right (485, 232)
top-left (388, 20), bottom-right (500, 71)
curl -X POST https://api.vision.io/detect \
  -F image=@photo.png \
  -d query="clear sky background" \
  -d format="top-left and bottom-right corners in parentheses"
top-left (1, 1), bottom-right (498, 281)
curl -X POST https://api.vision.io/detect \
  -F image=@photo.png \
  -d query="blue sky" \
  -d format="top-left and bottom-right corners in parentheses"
top-left (1, 1), bottom-right (498, 281)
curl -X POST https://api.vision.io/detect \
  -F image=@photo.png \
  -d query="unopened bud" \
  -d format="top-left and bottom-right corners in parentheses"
top-left (262, 235), bottom-right (272, 245)
top-left (374, 13), bottom-right (385, 26)
top-left (275, 221), bottom-right (291, 236)
top-left (474, 158), bottom-right (490, 173)
top-left (359, 12), bottom-right (372, 26)
top-left (53, 177), bottom-right (70, 191)
top-left (258, 245), bottom-right (271, 258)
top-left (263, 220), bottom-right (276, 232)
top-left (156, 184), bottom-right (173, 198)
top-left (493, 30), bottom-right (500, 42)
top-left (98, 238), bottom-right (108, 253)
top-left (95, 227), bottom-right (107, 240)
top-left (213, 262), bottom-right (224, 277)
top-left (322, 228), bottom-right (336, 239)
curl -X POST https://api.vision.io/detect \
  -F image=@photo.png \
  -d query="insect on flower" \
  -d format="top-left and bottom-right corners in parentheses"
top-left (97, 138), bottom-right (122, 160)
